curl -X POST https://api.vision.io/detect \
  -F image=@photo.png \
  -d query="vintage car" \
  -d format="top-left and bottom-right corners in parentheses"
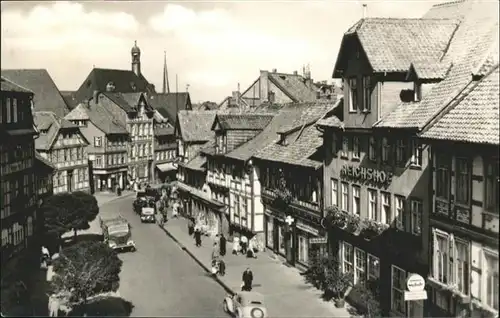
top-left (223, 291), bottom-right (267, 318)
top-left (140, 205), bottom-right (155, 223)
top-left (100, 216), bottom-right (136, 252)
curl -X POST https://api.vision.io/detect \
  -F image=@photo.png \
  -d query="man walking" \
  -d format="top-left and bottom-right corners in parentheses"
top-left (219, 234), bottom-right (227, 256)
top-left (241, 267), bottom-right (253, 291)
top-left (194, 228), bottom-right (202, 247)
top-left (240, 235), bottom-right (248, 255)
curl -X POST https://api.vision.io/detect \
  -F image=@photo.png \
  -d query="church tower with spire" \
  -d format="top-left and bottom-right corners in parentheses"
top-left (131, 40), bottom-right (141, 77)
top-left (162, 51), bottom-right (170, 93)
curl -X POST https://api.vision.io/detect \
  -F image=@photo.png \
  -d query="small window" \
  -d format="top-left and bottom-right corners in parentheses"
top-left (456, 157), bottom-right (470, 205)
top-left (332, 133), bottom-right (338, 157)
top-left (410, 139), bottom-right (422, 167)
top-left (395, 139), bottom-right (406, 166)
top-left (352, 185), bottom-right (361, 215)
top-left (94, 136), bottom-right (102, 147)
top-left (410, 199), bottom-right (422, 235)
top-left (368, 137), bottom-right (377, 162)
top-left (341, 136), bottom-right (349, 158)
top-left (352, 137), bottom-right (361, 160)
top-left (349, 78), bottom-right (358, 112)
top-left (381, 137), bottom-right (391, 164)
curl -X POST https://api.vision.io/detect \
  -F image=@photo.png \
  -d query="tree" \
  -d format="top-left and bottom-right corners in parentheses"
top-left (42, 192), bottom-right (99, 242)
top-left (51, 240), bottom-right (123, 307)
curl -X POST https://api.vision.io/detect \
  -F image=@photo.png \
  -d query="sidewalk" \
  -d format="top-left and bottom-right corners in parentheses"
top-left (162, 216), bottom-right (354, 317)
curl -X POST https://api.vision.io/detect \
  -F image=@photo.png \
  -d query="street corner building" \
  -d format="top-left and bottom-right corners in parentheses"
top-left (1, 76), bottom-right (54, 314)
top-left (316, 0), bottom-right (499, 316)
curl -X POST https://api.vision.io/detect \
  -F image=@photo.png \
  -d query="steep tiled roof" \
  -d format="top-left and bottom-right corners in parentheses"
top-left (149, 93), bottom-right (192, 124)
top-left (35, 151), bottom-right (55, 170)
top-left (214, 114), bottom-right (274, 130)
top-left (1, 69), bottom-right (71, 118)
top-left (407, 62), bottom-right (452, 81)
top-left (268, 72), bottom-right (318, 102)
top-left (65, 102), bottom-right (128, 135)
top-left (103, 93), bottom-right (136, 112)
top-left (181, 153), bottom-right (207, 172)
top-left (34, 111), bottom-right (78, 150)
top-left (421, 64), bottom-right (499, 145)
top-left (227, 101), bottom-right (337, 162)
top-left (254, 124), bottom-right (323, 169)
top-left (338, 18), bottom-right (459, 74)
top-left (74, 68), bottom-right (155, 103)
top-left (1, 77), bottom-right (33, 93)
top-left (375, 1), bottom-right (499, 129)
top-left (177, 110), bottom-right (217, 142)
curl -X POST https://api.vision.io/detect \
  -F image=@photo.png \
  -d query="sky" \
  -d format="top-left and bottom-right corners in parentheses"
top-left (1, 0), bottom-right (444, 103)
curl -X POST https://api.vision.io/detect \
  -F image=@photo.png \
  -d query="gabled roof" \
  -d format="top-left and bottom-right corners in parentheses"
top-left (1, 69), bottom-right (71, 118)
top-left (268, 72), bottom-right (318, 102)
top-left (406, 61), bottom-right (452, 81)
top-left (149, 92), bottom-right (192, 124)
top-left (74, 68), bottom-right (155, 103)
top-left (176, 110), bottom-right (217, 142)
top-left (374, 0), bottom-right (499, 129)
top-left (1, 76), bottom-right (33, 93)
top-left (421, 64), bottom-right (499, 145)
top-left (33, 111), bottom-right (79, 150)
top-left (64, 102), bottom-right (128, 135)
top-left (227, 101), bottom-right (337, 162)
top-left (212, 114), bottom-right (274, 131)
top-left (334, 18), bottom-right (459, 76)
top-left (180, 153), bottom-right (207, 172)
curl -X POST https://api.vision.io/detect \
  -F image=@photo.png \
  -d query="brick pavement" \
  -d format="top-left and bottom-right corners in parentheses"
top-left (162, 216), bottom-right (354, 317)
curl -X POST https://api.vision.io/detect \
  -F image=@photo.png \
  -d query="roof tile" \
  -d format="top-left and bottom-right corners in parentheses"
top-left (177, 110), bottom-right (218, 142)
top-left (215, 114), bottom-right (274, 130)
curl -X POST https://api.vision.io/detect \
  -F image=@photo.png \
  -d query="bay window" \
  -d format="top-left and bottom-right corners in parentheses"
top-left (368, 137), bottom-right (377, 161)
top-left (352, 185), bottom-right (361, 215)
top-left (484, 159), bottom-right (499, 213)
top-left (394, 195), bottom-right (405, 231)
top-left (381, 192), bottom-right (391, 225)
top-left (484, 251), bottom-right (499, 310)
top-left (341, 182), bottom-right (349, 212)
top-left (331, 179), bottom-right (338, 207)
top-left (391, 265), bottom-right (406, 315)
top-left (455, 157), bottom-right (470, 205)
top-left (436, 153), bottom-right (450, 199)
top-left (368, 189), bottom-right (378, 221)
top-left (349, 78), bottom-right (358, 112)
top-left (382, 137), bottom-right (390, 163)
top-left (355, 248), bottom-right (366, 284)
top-left (342, 242), bottom-right (354, 274)
top-left (352, 136), bottom-right (361, 159)
top-left (341, 136), bottom-right (349, 158)
top-left (410, 199), bottom-right (422, 235)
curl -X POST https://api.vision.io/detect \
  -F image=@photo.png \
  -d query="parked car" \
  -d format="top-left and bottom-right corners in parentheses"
top-left (223, 291), bottom-right (267, 318)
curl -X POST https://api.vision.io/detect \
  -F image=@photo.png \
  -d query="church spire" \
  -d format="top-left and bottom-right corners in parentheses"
top-left (163, 51), bottom-right (170, 94)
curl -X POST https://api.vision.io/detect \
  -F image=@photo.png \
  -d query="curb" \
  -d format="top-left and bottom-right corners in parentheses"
top-left (159, 225), bottom-right (236, 296)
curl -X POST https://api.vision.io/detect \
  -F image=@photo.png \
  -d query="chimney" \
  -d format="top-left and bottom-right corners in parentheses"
top-left (93, 90), bottom-right (99, 105)
top-left (260, 70), bottom-right (269, 102)
top-left (362, 4), bottom-right (367, 19)
top-left (272, 68), bottom-right (277, 73)
top-left (232, 91), bottom-right (241, 104)
top-left (293, 70), bottom-right (298, 75)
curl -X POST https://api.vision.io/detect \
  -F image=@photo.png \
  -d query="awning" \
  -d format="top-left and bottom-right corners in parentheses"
top-left (156, 162), bottom-right (177, 172)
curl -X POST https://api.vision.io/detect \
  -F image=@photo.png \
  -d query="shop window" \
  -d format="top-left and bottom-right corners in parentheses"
top-left (391, 265), bottom-right (406, 315)
top-left (368, 189), bottom-right (378, 221)
top-left (352, 185), bottom-right (361, 215)
top-left (298, 234), bottom-right (309, 264)
top-left (354, 248), bottom-right (366, 285)
top-left (266, 218), bottom-right (274, 249)
top-left (455, 157), bottom-right (470, 205)
top-left (484, 250), bottom-right (499, 310)
top-left (341, 183), bottom-right (349, 212)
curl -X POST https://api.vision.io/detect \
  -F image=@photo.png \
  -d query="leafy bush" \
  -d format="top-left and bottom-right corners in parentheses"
top-left (303, 255), bottom-right (353, 300)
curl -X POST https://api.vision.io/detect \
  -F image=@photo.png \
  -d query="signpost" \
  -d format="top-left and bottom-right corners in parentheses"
top-left (404, 274), bottom-right (427, 301)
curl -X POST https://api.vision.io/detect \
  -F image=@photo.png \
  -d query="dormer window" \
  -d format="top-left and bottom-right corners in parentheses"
top-left (348, 78), bottom-right (358, 112)
top-left (414, 82), bottom-right (422, 102)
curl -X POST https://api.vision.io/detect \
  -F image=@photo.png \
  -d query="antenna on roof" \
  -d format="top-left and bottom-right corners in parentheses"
top-left (362, 4), bottom-right (367, 19)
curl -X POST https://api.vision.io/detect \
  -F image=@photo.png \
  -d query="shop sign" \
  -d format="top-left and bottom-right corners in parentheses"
top-left (309, 237), bottom-right (327, 244)
top-left (296, 220), bottom-right (319, 236)
top-left (404, 290), bottom-right (427, 301)
top-left (406, 274), bottom-right (425, 292)
top-left (340, 165), bottom-right (393, 187)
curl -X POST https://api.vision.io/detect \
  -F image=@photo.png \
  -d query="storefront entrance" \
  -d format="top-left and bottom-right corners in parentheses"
top-left (266, 214), bottom-right (294, 266)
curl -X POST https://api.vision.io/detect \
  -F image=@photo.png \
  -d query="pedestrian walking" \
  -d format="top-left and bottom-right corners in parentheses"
top-left (211, 258), bottom-right (219, 277)
top-left (232, 237), bottom-right (240, 255)
top-left (219, 258), bottom-right (226, 276)
top-left (188, 218), bottom-right (195, 236)
top-left (194, 228), bottom-right (202, 247)
top-left (219, 234), bottom-right (227, 256)
top-left (241, 267), bottom-right (253, 291)
top-left (247, 239), bottom-right (256, 258)
top-left (240, 235), bottom-right (248, 255)
top-left (172, 201), bottom-right (179, 218)
top-left (212, 241), bottom-right (220, 260)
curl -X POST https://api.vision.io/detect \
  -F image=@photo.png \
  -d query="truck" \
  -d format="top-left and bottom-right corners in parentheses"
top-left (99, 215), bottom-right (136, 252)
